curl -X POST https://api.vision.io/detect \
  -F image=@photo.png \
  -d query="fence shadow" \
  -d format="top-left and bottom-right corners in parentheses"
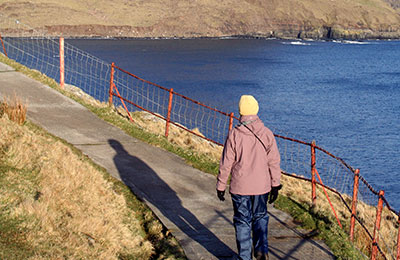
top-left (268, 211), bottom-right (336, 259)
top-left (108, 139), bottom-right (235, 259)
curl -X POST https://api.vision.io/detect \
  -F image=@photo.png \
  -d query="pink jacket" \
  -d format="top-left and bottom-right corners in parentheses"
top-left (216, 115), bottom-right (281, 195)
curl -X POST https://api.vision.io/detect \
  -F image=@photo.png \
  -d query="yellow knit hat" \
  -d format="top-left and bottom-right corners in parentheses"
top-left (239, 95), bottom-right (259, 116)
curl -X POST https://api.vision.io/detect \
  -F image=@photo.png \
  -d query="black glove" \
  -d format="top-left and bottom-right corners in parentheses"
top-left (217, 190), bottom-right (225, 201)
top-left (268, 185), bottom-right (282, 204)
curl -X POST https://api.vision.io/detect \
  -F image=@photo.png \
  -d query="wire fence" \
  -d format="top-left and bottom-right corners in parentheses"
top-left (0, 14), bottom-right (112, 103)
top-left (111, 64), bottom-right (232, 144)
top-left (1, 14), bottom-right (399, 260)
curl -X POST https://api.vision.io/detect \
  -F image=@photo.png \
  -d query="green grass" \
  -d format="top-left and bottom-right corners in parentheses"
top-left (275, 196), bottom-right (366, 259)
top-left (0, 213), bottom-right (35, 260)
top-left (0, 54), bottom-right (363, 259)
top-left (0, 136), bottom-right (38, 259)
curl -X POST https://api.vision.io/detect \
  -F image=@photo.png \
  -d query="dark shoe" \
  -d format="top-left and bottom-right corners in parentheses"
top-left (254, 251), bottom-right (269, 260)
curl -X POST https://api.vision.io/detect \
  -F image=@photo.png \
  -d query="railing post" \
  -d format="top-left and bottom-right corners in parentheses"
top-left (350, 168), bottom-right (360, 241)
top-left (165, 88), bottom-right (174, 137)
top-left (397, 213), bottom-right (400, 260)
top-left (0, 33), bottom-right (7, 57)
top-left (109, 62), bottom-right (115, 106)
top-left (59, 37), bottom-right (64, 89)
top-left (311, 140), bottom-right (317, 207)
top-left (371, 190), bottom-right (385, 260)
top-left (229, 112), bottom-right (234, 132)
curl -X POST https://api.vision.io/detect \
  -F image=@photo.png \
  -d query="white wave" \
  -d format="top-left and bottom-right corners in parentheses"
top-left (219, 36), bottom-right (236, 40)
top-left (332, 40), bottom-right (370, 45)
top-left (282, 41), bottom-right (311, 46)
top-left (342, 40), bottom-right (370, 45)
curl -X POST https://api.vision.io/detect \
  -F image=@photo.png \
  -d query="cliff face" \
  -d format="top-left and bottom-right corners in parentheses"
top-left (1, 0), bottom-right (400, 39)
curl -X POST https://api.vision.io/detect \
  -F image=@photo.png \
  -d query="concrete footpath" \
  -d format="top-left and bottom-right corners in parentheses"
top-left (0, 61), bottom-right (335, 260)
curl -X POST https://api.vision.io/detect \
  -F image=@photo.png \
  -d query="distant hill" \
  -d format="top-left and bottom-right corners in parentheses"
top-left (1, 0), bottom-right (400, 39)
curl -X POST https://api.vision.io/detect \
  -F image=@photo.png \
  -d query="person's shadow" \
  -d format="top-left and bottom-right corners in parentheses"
top-left (108, 139), bottom-right (235, 259)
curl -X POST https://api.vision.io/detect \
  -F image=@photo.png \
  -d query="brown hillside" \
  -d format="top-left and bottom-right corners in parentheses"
top-left (1, 0), bottom-right (400, 39)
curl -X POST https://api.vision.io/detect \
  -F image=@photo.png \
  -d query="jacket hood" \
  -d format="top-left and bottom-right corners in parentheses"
top-left (238, 115), bottom-right (266, 135)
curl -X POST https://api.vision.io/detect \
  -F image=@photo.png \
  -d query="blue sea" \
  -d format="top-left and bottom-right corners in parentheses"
top-left (68, 38), bottom-right (400, 211)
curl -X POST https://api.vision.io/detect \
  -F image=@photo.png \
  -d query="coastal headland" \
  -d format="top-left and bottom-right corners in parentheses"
top-left (1, 0), bottom-right (400, 40)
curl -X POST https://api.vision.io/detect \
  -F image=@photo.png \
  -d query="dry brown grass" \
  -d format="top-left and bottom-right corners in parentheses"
top-left (127, 109), bottom-right (223, 163)
top-left (0, 94), bottom-right (27, 125)
top-left (352, 200), bottom-right (399, 259)
top-left (0, 115), bottom-right (154, 259)
top-left (64, 84), bottom-right (109, 109)
top-left (280, 173), bottom-right (398, 259)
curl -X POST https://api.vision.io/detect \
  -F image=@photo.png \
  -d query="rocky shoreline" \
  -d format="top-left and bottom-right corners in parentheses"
top-left (3, 24), bottom-right (400, 41)
top-left (47, 24), bottom-right (400, 40)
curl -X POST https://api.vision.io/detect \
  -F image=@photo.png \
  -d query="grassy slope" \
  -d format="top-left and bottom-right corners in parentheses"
top-left (0, 102), bottom-right (186, 259)
top-left (0, 0), bottom-right (399, 37)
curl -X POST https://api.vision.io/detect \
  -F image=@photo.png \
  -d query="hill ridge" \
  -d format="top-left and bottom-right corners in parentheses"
top-left (1, 0), bottom-right (400, 39)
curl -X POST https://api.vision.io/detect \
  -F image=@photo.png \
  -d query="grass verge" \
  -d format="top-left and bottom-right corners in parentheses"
top-left (275, 195), bottom-right (365, 259)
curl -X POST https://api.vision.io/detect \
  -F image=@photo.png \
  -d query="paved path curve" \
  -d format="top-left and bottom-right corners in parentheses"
top-left (0, 61), bottom-right (335, 259)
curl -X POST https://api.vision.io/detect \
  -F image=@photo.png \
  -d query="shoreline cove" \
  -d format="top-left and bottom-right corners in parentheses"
top-left (9, 34), bottom-right (400, 41)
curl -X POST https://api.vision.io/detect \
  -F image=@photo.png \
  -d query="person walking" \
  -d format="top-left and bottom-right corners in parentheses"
top-left (216, 95), bottom-right (282, 260)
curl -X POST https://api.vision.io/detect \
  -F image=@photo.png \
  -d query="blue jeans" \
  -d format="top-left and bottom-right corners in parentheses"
top-left (231, 193), bottom-right (269, 260)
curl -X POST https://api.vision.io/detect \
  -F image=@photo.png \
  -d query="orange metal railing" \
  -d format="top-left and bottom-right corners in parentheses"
top-left (0, 33), bottom-right (7, 57)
